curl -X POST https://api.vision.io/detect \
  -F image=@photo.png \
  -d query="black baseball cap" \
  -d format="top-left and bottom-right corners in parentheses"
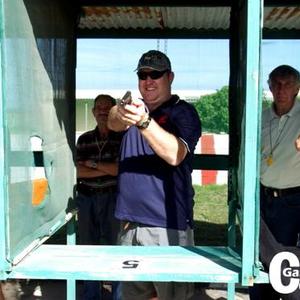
top-left (136, 50), bottom-right (172, 72)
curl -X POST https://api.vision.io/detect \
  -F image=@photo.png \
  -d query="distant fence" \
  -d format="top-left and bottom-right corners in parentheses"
top-left (76, 130), bottom-right (228, 186)
top-left (192, 134), bottom-right (228, 186)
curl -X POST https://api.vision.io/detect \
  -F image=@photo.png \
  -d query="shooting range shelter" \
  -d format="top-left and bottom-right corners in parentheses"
top-left (1, 0), bottom-right (299, 299)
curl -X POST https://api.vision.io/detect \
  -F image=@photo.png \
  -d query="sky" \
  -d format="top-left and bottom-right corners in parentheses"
top-left (76, 39), bottom-right (300, 95)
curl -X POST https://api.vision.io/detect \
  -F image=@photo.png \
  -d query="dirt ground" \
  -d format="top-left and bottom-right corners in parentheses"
top-left (1, 280), bottom-right (250, 300)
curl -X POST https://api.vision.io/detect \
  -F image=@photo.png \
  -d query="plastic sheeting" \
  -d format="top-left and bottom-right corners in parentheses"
top-left (0, 0), bottom-right (76, 265)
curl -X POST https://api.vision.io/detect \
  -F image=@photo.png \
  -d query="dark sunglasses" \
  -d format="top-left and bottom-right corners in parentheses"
top-left (137, 70), bottom-right (168, 80)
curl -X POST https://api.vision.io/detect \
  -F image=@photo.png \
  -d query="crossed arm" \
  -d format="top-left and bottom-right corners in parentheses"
top-left (77, 161), bottom-right (118, 178)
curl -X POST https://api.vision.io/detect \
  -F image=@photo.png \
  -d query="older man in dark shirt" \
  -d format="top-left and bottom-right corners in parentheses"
top-left (76, 94), bottom-right (122, 300)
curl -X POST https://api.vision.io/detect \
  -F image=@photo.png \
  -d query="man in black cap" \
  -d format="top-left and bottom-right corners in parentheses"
top-left (108, 50), bottom-right (202, 300)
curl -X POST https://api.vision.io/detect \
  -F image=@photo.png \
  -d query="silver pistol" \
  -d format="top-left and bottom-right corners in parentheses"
top-left (119, 91), bottom-right (132, 106)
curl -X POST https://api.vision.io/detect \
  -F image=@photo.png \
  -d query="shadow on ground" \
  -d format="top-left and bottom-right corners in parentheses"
top-left (194, 220), bottom-right (242, 246)
top-left (2, 280), bottom-right (249, 300)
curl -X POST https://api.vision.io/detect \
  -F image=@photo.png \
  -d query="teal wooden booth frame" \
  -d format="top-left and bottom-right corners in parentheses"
top-left (0, 0), bottom-right (270, 299)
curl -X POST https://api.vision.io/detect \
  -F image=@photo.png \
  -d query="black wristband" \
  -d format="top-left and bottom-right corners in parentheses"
top-left (137, 115), bottom-right (152, 129)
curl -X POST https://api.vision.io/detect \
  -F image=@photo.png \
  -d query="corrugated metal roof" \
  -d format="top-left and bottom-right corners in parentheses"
top-left (264, 7), bottom-right (300, 29)
top-left (78, 7), bottom-right (230, 30)
top-left (78, 6), bottom-right (300, 31)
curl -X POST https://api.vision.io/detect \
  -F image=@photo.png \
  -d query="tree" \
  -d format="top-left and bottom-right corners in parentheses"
top-left (262, 91), bottom-right (272, 110)
top-left (193, 86), bottom-right (229, 133)
top-left (193, 87), bottom-right (300, 133)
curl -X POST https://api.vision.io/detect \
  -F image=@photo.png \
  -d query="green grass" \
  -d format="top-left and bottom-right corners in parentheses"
top-left (193, 184), bottom-right (229, 246)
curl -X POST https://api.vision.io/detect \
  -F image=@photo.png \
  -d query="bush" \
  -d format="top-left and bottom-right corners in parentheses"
top-left (193, 86), bottom-right (229, 133)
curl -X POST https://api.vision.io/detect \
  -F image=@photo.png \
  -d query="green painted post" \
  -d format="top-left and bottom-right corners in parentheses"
top-left (67, 214), bottom-right (77, 300)
top-left (227, 282), bottom-right (235, 300)
top-left (67, 279), bottom-right (76, 300)
top-left (0, 0), bottom-right (7, 279)
top-left (241, 0), bottom-right (263, 285)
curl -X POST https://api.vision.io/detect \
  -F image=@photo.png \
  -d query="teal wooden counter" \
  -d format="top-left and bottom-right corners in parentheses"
top-left (10, 246), bottom-right (241, 282)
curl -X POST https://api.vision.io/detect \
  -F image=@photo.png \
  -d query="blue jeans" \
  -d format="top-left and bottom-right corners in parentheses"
top-left (250, 187), bottom-right (300, 300)
top-left (76, 191), bottom-right (119, 246)
top-left (82, 281), bottom-right (121, 300)
top-left (260, 189), bottom-right (300, 246)
top-left (76, 190), bottom-right (121, 300)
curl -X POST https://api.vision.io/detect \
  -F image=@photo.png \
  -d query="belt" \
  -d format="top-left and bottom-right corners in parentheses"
top-left (262, 185), bottom-right (300, 198)
top-left (77, 183), bottom-right (116, 195)
top-left (121, 221), bottom-right (154, 230)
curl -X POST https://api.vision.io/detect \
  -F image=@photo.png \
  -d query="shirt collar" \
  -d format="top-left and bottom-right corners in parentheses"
top-left (271, 100), bottom-right (300, 119)
top-left (289, 100), bottom-right (300, 116)
top-left (151, 95), bottom-right (180, 113)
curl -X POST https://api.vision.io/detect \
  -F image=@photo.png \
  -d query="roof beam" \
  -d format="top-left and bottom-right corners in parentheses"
top-left (79, 0), bottom-right (300, 7)
top-left (264, 0), bottom-right (300, 6)
top-left (77, 28), bottom-right (300, 40)
top-left (263, 29), bottom-right (300, 39)
top-left (77, 28), bottom-right (229, 39)
top-left (79, 0), bottom-right (231, 7)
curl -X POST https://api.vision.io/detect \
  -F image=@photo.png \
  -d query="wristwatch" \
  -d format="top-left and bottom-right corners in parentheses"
top-left (91, 161), bottom-right (98, 169)
top-left (137, 114), bottom-right (152, 129)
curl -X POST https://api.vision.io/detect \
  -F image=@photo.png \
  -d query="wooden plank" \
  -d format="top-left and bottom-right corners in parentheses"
top-left (193, 154), bottom-right (229, 170)
top-left (9, 246), bottom-right (241, 283)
